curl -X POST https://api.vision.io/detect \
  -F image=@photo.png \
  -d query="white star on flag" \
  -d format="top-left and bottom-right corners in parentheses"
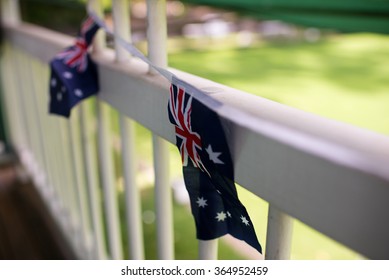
top-left (74, 89), bottom-right (83, 97)
top-left (227, 211), bottom-right (232, 218)
top-left (216, 211), bottom-right (227, 222)
top-left (241, 215), bottom-right (250, 226)
top-left (63, 71), bottom-right (73, 79)
top-left (205, 144), bottom-right (224, 164)
top-left (196, 197), bottom-right (208, 208)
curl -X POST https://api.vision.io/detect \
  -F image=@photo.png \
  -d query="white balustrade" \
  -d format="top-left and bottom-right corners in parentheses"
top-left (113, 0), bottom-right (145, 260)
top-left (146, 0), bottom-right (175, 260)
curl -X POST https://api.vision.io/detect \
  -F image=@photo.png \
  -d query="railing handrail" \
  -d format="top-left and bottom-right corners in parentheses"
top-left (5, 22), bottom-right (389, 176)
top-left (2, 13), bottom-right (389, 259)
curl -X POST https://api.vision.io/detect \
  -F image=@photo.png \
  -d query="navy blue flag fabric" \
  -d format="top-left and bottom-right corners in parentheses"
top-left (168, 83), bottom-right (262, 254)
top-left (49, 17), bottom-right (100, 117)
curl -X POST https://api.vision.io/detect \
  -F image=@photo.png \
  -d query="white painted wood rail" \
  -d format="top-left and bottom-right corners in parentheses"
top-left (146, 0), bottom-right (175, 260)
top-left (112, 0), bottom-right (145, 260)
top-left (1, 0), bottom-right (389, 260)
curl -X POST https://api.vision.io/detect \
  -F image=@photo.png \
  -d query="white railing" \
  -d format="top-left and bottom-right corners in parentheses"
top-left (1, 0), bottom-right (389, 260)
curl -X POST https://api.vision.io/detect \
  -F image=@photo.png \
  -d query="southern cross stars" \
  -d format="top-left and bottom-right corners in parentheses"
top-left (241, 215), bottom-right (250, 226)
top-left (196, 195), bottom-right (249, 226)
top-left (63, 71), bottom-right (73, 79)
top-left (215, 211), bottom-right (227, 222)
top-left (205, 144), bottom-right (224, 164)
top-left (196, 197), bottom-right (208, 208)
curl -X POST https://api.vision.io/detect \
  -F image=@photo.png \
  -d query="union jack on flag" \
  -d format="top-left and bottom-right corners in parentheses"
top-left (56, 38), bottom-right (89, 72)
top-left (56, 16), bottom-right (99, 73)
top-left (167, 83), bottom-right (262, 254)
top-left (79, 16), bottom-right (101, 46)
top-left (81, 17), bottom-right (96, 37)
top-left (168, 84), bottom-right (209, 175)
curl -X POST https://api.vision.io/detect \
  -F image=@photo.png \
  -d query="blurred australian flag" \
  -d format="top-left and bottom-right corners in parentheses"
top-left (168, 83), bottom-right (262, 254)
top-left (49, 17), bottom-right (100, 117)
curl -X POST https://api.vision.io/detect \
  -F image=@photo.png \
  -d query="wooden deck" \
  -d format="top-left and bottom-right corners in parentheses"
top-left (0, 158), bottom-right (76, 259)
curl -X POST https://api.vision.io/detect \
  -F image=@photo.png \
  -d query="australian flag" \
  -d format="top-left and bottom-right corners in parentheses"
top-left (49, 17), bottom-right (100, 117)
top-left (168, 83), bottom-right (262, 254)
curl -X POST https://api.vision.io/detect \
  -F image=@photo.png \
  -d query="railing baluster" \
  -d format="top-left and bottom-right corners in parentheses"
top-left (199, 240), bottom-right (219, 260)
top-left (79, 100), bottom-right (107, 260)
top-left (0, 45), bottom-right (21, 146)
top-left (24, 58), bottom-right (40, 176)
top-left (146, 0), bottom-right (168, 69)
top-left (35, 63), bottom-right (72, 234)
top-left (14, 50), bottom-right (41, 179)
top-left (89, 0), bottom-right (124, 260)
top-left (146, 0), bottom-right (174, 260)
top-left (97, 101), bottom-right (124, 260)
top-left (120, 116), bottom-right (145, 259)
top-left (1, 46), bottom-right (23, 150)
top-left (1, 0), bottom-right (20, 25)
top-left (112, 0), bottom-right (145, 260)
top-left (5, 48), bottom-right (26, 152)
top-left (152, 136), bottom-right (173, 259)
top-left (69, 109), bottom-right (94, 259)
top-left (112, 0), bottom-right (130, 62)
top-left (265, 204), bottom-right (294, 260)
top-left (83, 0), bottom-right (109, 260)
top-left (58, 119), bottom-right (83, 254)
top-left (54, 118), bottom-right (76, 246)
top-left (27, 58), bottom-right (60, 212)
top-left (66, 122), bottom-right (87, 254)
top-left (88, 0), bottom-right (106, 52)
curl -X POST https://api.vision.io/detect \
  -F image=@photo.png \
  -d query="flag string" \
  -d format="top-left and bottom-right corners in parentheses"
top-left (88, 9), bottom-right (176, 85)
top-left (87, 8), bottom-right (225, 109)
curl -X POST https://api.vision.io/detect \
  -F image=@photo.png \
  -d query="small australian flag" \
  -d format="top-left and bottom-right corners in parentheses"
top-left (49, 17), bottom-right (100, 117)
top-left (168, 83), bottom-right (262, 254)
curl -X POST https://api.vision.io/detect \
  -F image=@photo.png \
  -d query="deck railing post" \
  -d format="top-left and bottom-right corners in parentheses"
top-left (37, 64), bottom-right (73, 240)
top-left (2, 48), bottom-right (27, 152)
top-left (59, 120), bottom-right (83, 254)
top-left (69, 110), bottom-right (95, 259)
top-left (21, 54), bottom-right (42, 180)
top-left (89, 0), bottom-right (124, 260)
top-left (27, 59), bottom-right (60, 215)
top-left (112, 0), bottom-right (145, 260)
top-left (265, 204), bottom-right (294, 260)
top-left (82, 0), bottom-right (109, 260)
top-left (79, 101), bottom-right (107, 260)
top-left (198, 240), bottom-right (219, 260)
top-left (1, 0), bottom-right (20, 25)
top-left (96, 99), bottom-right (124, 260)
top-left (112, 0), bottom-right (130, 62)
top-left (88, 0), bottom-right (106, 53)
top-left (146, 0), bottom-right (168, 70)
top-left (146, 0), bottom-right (174, 260)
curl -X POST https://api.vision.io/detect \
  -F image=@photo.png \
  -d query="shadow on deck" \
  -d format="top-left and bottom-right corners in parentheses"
top-left (0, 155), bottom-right (76, 259)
